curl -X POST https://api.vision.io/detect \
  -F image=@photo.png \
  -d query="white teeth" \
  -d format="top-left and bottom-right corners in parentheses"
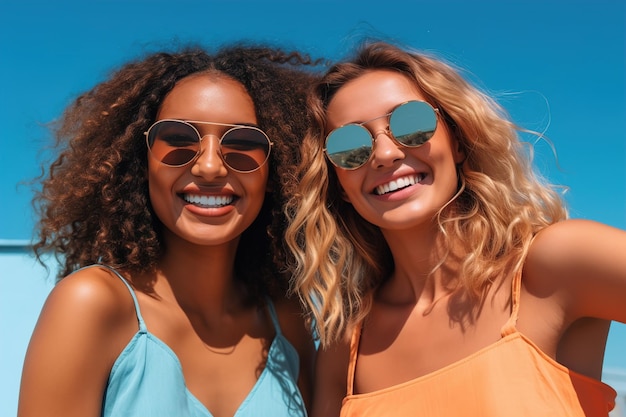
top-left (183, 194), bottom-right (233, 208)
top-left (375, 174), bottom-right (423, 195)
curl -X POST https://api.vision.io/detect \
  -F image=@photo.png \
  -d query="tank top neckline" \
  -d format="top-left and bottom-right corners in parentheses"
top-left (345, 267), bottom-right (614, 399)
top-left (89, 264), bottom-right (287, 417)
top-left (93, 264), bottom-right (283, 335)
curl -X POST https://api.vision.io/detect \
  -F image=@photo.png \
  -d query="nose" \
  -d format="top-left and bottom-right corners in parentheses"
top-left (190, 135), bottom-right (228, 178)
top-left (370, 130), bottom-right (405, 168)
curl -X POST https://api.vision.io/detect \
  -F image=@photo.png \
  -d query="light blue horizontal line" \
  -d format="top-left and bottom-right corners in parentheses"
top-left (0, 239), bottom-right (32, 248)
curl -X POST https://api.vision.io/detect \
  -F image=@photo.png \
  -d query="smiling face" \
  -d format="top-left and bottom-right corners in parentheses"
top-left (148, 73), bottom-right (269, 247)
top-left (325, 70), bottom-right (464, 234)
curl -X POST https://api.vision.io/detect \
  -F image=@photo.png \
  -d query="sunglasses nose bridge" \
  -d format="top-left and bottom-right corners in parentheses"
top-left (363, 111), bottom-right (392, 141)
top-left (192, 134), bottom-right (228, 171)
top-left (372, 127), bottom-right (392, 142)
top-left (197, 132), bottom-right (222, 152)
top-left (198, 131), bottom-right (220, 140)
top-left (370, 128), bottom-right (405, 168)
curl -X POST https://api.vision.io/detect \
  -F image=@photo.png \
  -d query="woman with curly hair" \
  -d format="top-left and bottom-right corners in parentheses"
top-left (19, 43), bottom-right (321, 417)
top-left (285, 41), bottom-right (626, 416)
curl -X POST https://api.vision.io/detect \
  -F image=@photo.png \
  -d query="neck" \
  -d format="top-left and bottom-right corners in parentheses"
top-left (155, 232), bottom-right (245, 316)
top-left (379, 223), bottom-right (461, 306)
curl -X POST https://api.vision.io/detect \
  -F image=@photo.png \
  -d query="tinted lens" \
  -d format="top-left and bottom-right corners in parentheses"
top-left (390, 101), bottom-right (437, 147)
top-left (325, 124), bottom-right (373, 169)
top-left (220, 127), bottom-right (271, 172)
top-left (324, 101), bottom-right (438, 170)
top-left (147, 120), bottom-right (200, 166)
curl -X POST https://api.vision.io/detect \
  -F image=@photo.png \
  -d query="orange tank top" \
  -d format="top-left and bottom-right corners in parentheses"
top-left (340, 271), bottom-right (617, 417)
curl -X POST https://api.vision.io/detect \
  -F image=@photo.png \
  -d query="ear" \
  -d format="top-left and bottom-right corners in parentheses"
top-left (452, 138), bottom-right (466, 164)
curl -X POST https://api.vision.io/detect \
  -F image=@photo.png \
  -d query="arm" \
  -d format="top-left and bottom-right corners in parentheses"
top-left (525, 219), bottom-right (626, 323)
top-left (17, 267), bottom-right (137, 417)
top-left (522, 219), bottom-right (626, 377)
top-left (311, 338), bottom-right (350, 417)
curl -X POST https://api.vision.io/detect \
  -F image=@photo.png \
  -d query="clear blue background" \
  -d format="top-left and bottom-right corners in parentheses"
top-left (1, 0), bottom-right (624, 415)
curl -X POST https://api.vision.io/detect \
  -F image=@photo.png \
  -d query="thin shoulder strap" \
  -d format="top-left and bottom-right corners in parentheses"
top-left (90, 264), bottom-right (147, 333)
top-left (346, 323), bottom-right (362, 396)
top-left (500, 268), bottom-right (522, 337)
top-left (265, 297), bottom-right (283, 336)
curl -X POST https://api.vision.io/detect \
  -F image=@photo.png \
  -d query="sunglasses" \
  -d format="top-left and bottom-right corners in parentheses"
top-left (145, 119), bottom-right (272, 173)
top-left (324, 100), bottom-right (439, 170)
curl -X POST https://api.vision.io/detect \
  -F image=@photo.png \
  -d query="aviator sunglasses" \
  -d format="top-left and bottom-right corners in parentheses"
top-left (145, 119), bottom-right (272, 173)
top-left (324, 100), bottom-right (439, 170)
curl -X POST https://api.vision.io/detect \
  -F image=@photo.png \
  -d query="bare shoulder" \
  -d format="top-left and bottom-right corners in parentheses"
top-left (46, 265), bottom-right (137, 327)
top-left (312, 335), bottom-right (351, 417)
top-left (530, 219), bottom-right (624, 255)
top-left (26, 265), bottom-right (140, 364)
top-left (272, 296), bottom-right (314, 348)
top-left (17, 266), bottom-right (139, 417)
top-left (524, 219), bottom-right (626, 320)
top-left (316, 335), bottom-right (351, 384)
top-left (271, 296), bottom-right (316, 369)
top-left (526, 219), bottom-right (626, 276)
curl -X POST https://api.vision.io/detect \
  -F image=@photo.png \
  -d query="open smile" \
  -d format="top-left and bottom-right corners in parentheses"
top-left (182, 193), bottom-right (235, 208)
top-left (374, 174), bottom-right (425, 196)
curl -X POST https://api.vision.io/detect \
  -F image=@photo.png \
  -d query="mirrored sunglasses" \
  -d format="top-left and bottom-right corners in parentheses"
top-left (145, 119), bottom-right (272, 173)
top-left (324, 100), bottom-right (439, 170)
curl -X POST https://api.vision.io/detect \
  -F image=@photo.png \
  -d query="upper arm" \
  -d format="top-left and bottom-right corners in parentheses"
top-left (525, 219), bottom-right (626, 323)
top-left (311, 339), bottom-right (350, 417)
top-left (17, 267), bottom-right (137, 417)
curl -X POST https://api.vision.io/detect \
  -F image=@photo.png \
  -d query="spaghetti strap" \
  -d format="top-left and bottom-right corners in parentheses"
top-left (346, 323), bottom-right (362, 396)
top-left (82, 264), bottom-right (147, 333)
top-left (500, 268), bottom-right (522, 337)
top-left (265, 298), bottom-right (282, 336)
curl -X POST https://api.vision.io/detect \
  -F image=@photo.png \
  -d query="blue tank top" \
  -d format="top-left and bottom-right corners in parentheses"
top-left (98, 265), bottom-right (306, 417)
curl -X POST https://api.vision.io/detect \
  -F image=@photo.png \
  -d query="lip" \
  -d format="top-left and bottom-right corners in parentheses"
top-left (370, 170), bottom-right (427, 196)
top-left (178, 185), bottom-right (239, 215)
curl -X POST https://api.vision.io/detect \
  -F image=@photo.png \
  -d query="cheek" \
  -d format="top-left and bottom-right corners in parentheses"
top-left (147, 178), bottom-right (166, 222)
top-left (147, 164), bottom-right (165, 195)
top-left (437, 123), bottom-right (464, 164)
top-left (334, 169), bottom-right (362, 203)
top-left (243, 169), bottom-right (270, 203)
top-left (147, 163), bottom-right (177, 216)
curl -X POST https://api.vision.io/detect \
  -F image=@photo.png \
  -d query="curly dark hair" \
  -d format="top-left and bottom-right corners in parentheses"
top-left (33, 42), bottom-right (324, 299)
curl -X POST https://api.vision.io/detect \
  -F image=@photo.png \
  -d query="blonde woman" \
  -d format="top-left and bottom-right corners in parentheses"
top-left (286, 41), bottom-right (626, 417)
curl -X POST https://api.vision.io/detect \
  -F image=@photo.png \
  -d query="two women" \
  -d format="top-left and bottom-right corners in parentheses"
top-left (22, 38), bottom-right (625, 417)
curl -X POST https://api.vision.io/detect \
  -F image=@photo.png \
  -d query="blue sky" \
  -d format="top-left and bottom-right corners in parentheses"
top-left (1, 0), bottom-right (624, 413)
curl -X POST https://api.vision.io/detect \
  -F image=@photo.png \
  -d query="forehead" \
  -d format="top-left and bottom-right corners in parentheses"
top-left (157, 74), bottom-right (257, 124)
top-left (326, 70), bottom-right (426, 128)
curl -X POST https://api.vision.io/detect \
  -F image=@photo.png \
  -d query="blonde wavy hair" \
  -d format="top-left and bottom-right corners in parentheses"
top-left (284, 41), bottom-right (568, 347)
